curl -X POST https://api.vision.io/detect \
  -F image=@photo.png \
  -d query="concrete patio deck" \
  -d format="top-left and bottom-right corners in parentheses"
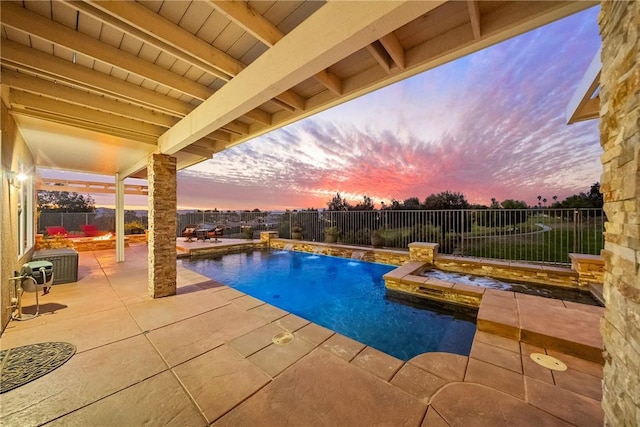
top-left (1, 243), bottom-right (604, 426)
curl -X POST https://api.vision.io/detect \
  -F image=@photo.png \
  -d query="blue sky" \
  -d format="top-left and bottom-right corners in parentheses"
top-left (44, 6), bottom-right (603, 211)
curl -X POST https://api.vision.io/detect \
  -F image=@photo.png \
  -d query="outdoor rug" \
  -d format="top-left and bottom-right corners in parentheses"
top-left (0, 342), bottom-right (76, 393)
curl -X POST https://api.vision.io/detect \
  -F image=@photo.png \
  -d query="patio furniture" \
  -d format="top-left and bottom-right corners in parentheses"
top-left (182, 225), bottom-right (197, 242)
top-left (80, 224), bottom-right (106, 237)
top-left (45, 226), bottom-right (68, 237)
top-left (195, 228), bottom-right (212, 241)
top-left (207, 226), bottom-right (224, 242)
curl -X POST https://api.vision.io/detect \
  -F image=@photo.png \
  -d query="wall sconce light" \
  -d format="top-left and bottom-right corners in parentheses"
top-left (8, 171), bottom-right (28, 188)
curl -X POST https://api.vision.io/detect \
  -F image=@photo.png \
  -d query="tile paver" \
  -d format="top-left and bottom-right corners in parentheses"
top-left (465, 358), bottom-right (525, 399)
top-left (475, 330), bottom-right (521, 353)
top-left (172, 345), bottom-right (271, 423)
top-left (431, 382), bottom-right (572, 426)
top-left (126, 289), bottom-right (230, 331)
top-left (408, 352), bottom-right (468, 382)
top-left (230, 295), bottom-right (265, 310)
top-left (525, 377), bottom-right (604, 426)
top-left (390, 363), bottom-right (448, 401)
top-left (320, 333), bottom-right (366, 362)
top-left (272, 313), bottom-right (310, 332)
top-left (470, 340), bottom-right (523, 373)
top-left (147, 303), bottom-right (268, 366)
top-left (552, 367), bottom-right (603, 401)
top-left (422, 407), bottom-right (450, 427)
top-left (351, 346), bottom-right (404, 381)
top-left (295, 322), bottom-right (334, 346)
top-left (47, 371), bottom-right (207, 427)
top-left (0, 334), bottom-right (167, 426)
top-left (0, 244), bottom-right (607, 427)
top-left (0, 306), bottom-right (142, 353)
top-left (215, 349), bottom-right (428, 427)
top-left (247, 335), bottom-right (315, 377)
top-left (247, 303), bottom-right (288, 322)
top-left (228, 323), bottom-right (286, 357)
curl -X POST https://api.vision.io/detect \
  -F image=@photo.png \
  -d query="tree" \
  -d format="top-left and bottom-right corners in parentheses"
top-left (352, 195), bottom-right (375, 211)
top-left (326, 193), bottom-right (350, 211)
top-left (423, 191), bottom-right (470, 210)
top-left (501, 199), bottom-right (529, 209)
top-left (403, 197), bottom-right (421, 210)
top-left (556, 183), bottom-right (603, 209)
top-left (38, 190), bottom-right (95, 212)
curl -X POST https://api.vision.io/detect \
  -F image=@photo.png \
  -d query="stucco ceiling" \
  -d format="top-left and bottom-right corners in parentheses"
top-left (0, 0), bottom-right (597, 179)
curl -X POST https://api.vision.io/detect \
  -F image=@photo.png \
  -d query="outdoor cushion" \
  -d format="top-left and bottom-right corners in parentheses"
top-left (80, 224), bottom-right (103, 237)
top-left (45, 226), bottom-right (68, 236)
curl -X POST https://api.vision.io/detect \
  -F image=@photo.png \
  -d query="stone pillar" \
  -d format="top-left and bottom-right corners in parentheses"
top-left (408, 242), bottom-right (438, 264)
top-left (147, 154), bottom-right (177, 298)
top-left (598, 1), bottom-right (640, 424)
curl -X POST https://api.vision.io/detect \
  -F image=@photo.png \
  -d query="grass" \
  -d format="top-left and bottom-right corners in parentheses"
top-left (463, 220), bottom-right (604, 264)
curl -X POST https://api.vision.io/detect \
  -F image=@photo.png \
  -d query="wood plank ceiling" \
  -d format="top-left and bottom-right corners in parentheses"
top-left (0, 0), bottom-right (596, 179)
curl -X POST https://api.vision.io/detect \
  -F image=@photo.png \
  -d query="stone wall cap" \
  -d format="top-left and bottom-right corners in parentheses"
top-left (408, 242), bottom-right (439, 249)
top-left (569, 253), bottom-right (604, 264)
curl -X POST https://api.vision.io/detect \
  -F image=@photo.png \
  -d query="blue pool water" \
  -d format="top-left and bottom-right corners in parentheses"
top-left (181, 250), bottom-right (476, 360)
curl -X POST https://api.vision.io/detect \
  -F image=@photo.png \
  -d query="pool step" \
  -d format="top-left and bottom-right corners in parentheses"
top-left (589, 284), bottom-right (605, 305)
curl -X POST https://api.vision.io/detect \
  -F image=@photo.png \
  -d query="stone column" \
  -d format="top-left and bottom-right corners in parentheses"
top-left (147, 154), bottom-right (177, 298)
top-left (598, 1), bottom-right (640, 424)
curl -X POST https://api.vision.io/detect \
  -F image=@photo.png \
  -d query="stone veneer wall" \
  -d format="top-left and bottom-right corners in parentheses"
top-left (599, 1), bottom-right (640, 424)
top-left (147, 154), bottom-right (177, 298)
top-left (268, 238), bottom-right (410, 266)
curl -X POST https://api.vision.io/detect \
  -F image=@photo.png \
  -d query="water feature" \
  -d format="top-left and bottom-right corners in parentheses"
top-left (283, 243), bottom-right (294, 251)
top-left (181, 250), bottom-right (476, 360)
top-left (351, 251), bottom-right (365, 260)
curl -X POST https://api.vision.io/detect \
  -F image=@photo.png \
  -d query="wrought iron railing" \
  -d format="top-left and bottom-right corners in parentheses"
top-left (39, 208), bottom-right (604, 265)
top-left (281, 208), bottom-right (604, 266)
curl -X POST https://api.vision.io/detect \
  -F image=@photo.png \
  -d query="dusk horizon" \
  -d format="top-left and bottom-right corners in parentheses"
top-left (41, 6), bottom-right (602, 212)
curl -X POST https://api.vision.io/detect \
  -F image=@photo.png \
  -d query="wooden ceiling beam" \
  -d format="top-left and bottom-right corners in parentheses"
top-left (37, 178), bottom-right (148, 195)
top-left (10, 107), bottom-right (158, 145)
top-left (210, 0), bottom-right (283, 47)
top-left (179, 144), bottom-right (214, 158)
top-left (9, 89), bottom-right (165, 138)
top-left (87, 0), bottom-right (302, 113)
top-left (84, 0), bottom-right (241, 78)
top-left (314, 69), bottom-right (342, 95)
top-left (1, 69), bottom-right (179, 127)
top-left (243, 108), bottom-right (272, 125)
top-left (366, 42), bottom-right (392, 74)
top-left (69, 1), bottom-right (233, 81)
top-left (467, 0), bottom-right (482, 40)
top-left (0, 40), bottom-right (192, 116)
top-left (211, 0), bottom-right (342, 97)
top-left (221, 120), bottom-right (250, 135)
top-left (379, 32), bottom-right (405, 70)
top-left (1, 2), bottom-right (213, 100)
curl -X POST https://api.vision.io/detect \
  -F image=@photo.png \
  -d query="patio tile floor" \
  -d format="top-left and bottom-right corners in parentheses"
top-left (0, 243), bottom-right (604, 426)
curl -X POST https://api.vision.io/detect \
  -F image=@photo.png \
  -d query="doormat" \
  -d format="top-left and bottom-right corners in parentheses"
top-left (1, 342), bottom-right (76, 393)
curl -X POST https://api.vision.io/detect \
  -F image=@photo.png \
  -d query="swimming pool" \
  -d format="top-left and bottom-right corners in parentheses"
top-left (181, 250), bottom-right (476, 360)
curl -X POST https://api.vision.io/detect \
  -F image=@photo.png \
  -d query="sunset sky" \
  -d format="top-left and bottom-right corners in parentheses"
top-left (43, 5), bottom-right (602, 211)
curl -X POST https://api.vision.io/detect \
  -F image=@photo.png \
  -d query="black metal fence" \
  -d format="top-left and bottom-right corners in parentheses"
top-left (39, 208), bottom-right (604, 265)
